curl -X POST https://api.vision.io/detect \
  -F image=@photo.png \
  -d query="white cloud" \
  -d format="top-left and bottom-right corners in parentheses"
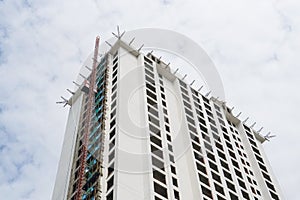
top-left (0, 0), bottom-right (299, 199)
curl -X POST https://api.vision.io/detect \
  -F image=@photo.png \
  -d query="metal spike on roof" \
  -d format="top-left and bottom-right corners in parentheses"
top-left (198, 85), bottom-right (203, 92)
top-left (73, 81), bottom-right (80, 87)
top-left (165, 62), bottom-right (170, 68)
top-left (105, 41), bottom-right (112, 47)
top-left (85, 66), bottom-right (92, 71)
top-left (190, 80), bottom-right (195, 86)
top-left (250, 122), bottom-right (256, 128)
top-left (173, 68), bottom-right (179, 75)
top-left (257, 127), bottom-right (263, 133)
top-left (129, 37), bottom-right (135, 46)
top-left (67, 89), bottom-right (74, 95)
top-left (205, 91), bottom-right (211, 97)
top-left (79, 73), bottom-right (87, 80)
top-left (243, 117), bottom-right (249, 123)
top-left (138, 44), bottom-right (144, 52)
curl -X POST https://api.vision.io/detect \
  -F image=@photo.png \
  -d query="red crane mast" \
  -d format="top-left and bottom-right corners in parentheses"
top-left (75, 36), bottom-right (100, 200)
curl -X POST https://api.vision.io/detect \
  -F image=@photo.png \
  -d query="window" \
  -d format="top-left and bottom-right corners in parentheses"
top-left (146, 83), bottom-right (156, 93)
top-left (196, 162), bottom-right (207, 174)
top-left (217, 150), bottom-right (226, 160)
top-left (149, 115), bottom-right (160, 127)
top-left (109, 150), bottom-right (115, 163)
top-left (145, 62), bottom-right (153, 71)
top-left (109, 128), bottom-right (116, 140)
top-left (169, 154), bottom-right (174, 163)
top-left (238, 179), bottom-right (246, 189)
top-left (211, 171), bottom-right (221, 183)
top-left (168, 144), bottom-right (173, 152)
top-left (144, 56), bottom-right (153, 65)
top-left (209, 161), bottom-right (219, 172)
top-left (226, 180), bottom-right (236, 192)
top-left (235, 169), bottom-right (242, 179)
top-left (165, 125), bottom-right (170, 132)
top-left (192, 142), bottom-right (201, 152)
top-left (270, 191), bottom-right (280, 200)
top-left (151, 145), bottom-right (163, 159)
top-left (241, 190), bottom-right (250, 200)
top-left (146, 89), bottom-right (157, 101)
top-left (207, 152), bottom-right (215, 162)
top-left (174, 190), bottom-right (180, 199)
top-left (150, 135), bottom-right (162, 147)
top-left (106, 190), bottom-right (113, 200)
top-left (145, 74), bottom-right (155, 84)
top-left (145, 68), bottom-right (154, 79)
top-left (181, 93), bottom-right (190, 102)
top-left (171, 165), bottom-right (176, 174)
top-left (183, 100), bottom-right (192, 109)
top-left (153, 169), bottom-right (166, 184)
top-left (154, 182), bottom-right (168, 198)
top-left (147, 97), bottom-right (158, 108)
top-left (107, 163), bottom-right (114, 177)
top-left (172, 177), bottom-right (178, 187)
top-left (223, 169), bottom-right (232, 180)
top-left (199, 173), bottom-right (210, 186)
top-left (201, 185), bottom-right (212, 199)
top-left (149, 124), bottom-right (161, 136)
top-left (110, 119), bottom-right (116, 129)
top-left (110, 109), bottom-right (116, 119)
top-left (186, 115), bottom-right (195, 124)
top-left (214, 183), bottom-right (224, 195)
top-left (166, 134), bottom-right (171, 142)
top-left (265, 180), bottom-right (276, 191)
top-left (229, 192), bottom-right (238, 200)
top-left (148, 106), bottom-right (159, 117)
top-left (152, 156), bottom-right (164, 169)
top-left (184, 108), bottom-right (193, 117)
top-left (109, 139), bottom-right (115, 151)
top-left (111, 100), bottom-right (117, 110)
top-left (107, 176), bottom-right (114, 191)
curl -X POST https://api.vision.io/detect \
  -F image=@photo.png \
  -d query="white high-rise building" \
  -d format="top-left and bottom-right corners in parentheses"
top-left (52, 36), bottom-right (284, 200)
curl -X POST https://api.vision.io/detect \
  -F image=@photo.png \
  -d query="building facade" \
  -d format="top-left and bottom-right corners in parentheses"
top-left (52, 38), bottom-right (284, 200)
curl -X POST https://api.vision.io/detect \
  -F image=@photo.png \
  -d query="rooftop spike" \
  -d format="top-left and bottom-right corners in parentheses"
top-left (85, 66), bottom-right (92, 71)
top-left (173, 68), bottom-right (179, 75)
top-left (257, 127), bottom-right (264, 133)
top-left (73, 81), bottom-right (80, 87)
top-left (117, 25), bottom-right (120, 37)
top-left (129, 37), bottom-right (135, 46)
top-left (198, 85), bottom-right (203, 92)
top-left (138, 44), bottom-right (144, 52)
top-left (182, 74), bottom-right (187, 80)
top-left (243, 117), bottom-right (249, 123)
top-left (205, 91), bottom-right (211, 97)
top-left (165, 62), bottom-right (170, 68)
top-left (67, 89), bottom-right (74, 95)
top-left (79, 73), bottom-right (87, 80)
top-left (190, 80), bottom-right (195, 86)
top-left (105, 41), bottom-right (112, 47)
top-left (120, 31), bottom-right (125, 39)
top-left (236, 112), bottom-right (242, 118)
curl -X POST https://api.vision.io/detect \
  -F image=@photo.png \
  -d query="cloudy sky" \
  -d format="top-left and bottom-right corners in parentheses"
top-left (0, 0), bottom-right (299, 199)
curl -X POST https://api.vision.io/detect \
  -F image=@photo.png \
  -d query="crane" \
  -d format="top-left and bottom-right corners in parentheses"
top-left (75, 36), bottom-right (100, 200)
